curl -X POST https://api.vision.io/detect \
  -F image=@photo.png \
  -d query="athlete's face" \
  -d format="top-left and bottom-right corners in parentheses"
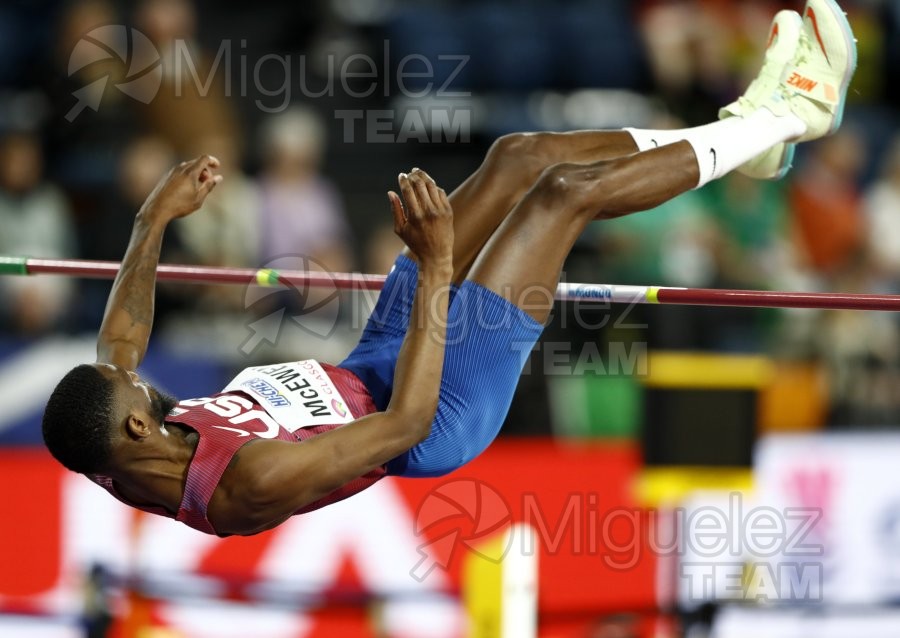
top-left (94, 364), bottom-right (177, 425)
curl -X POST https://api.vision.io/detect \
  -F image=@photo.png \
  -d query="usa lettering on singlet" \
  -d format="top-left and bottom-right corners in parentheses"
top-left (89, 361), bottom-right (383, 536)
top-left (220, 360), bottom-right (355, 433)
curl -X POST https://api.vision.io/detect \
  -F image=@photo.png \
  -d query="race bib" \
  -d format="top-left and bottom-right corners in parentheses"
top-left (223, 360), bottom-right (354, 432)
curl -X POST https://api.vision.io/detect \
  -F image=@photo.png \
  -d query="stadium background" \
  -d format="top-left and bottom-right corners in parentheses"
top-left (2, 0), bottom-right (900, 636)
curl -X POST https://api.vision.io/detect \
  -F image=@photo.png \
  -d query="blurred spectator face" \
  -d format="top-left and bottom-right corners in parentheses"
top-left (0, 134), bottom-right (43, 195)
top-left (819, 129), bottom-right (865, 179)
top-left (136, 0), bottom-right (196, 47)
top-left (58, 0), bottom-right (117, 63)
top-left (120, 136), bottom-right (176, 205)
top-left (260, 107), bottom-right (326, 181)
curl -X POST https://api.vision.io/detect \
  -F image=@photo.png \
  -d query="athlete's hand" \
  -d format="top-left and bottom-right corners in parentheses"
top-left (140, 155), bottom-right (223, 224)
top-left (389, 168), bottom-right (454, 268)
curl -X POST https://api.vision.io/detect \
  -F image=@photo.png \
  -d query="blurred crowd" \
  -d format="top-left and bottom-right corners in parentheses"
top-left (1, 0), bottom-right (900, 426)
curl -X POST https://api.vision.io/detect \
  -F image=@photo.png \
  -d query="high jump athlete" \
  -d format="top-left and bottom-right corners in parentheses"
top-left (42, 0), bottom-right (856, 535)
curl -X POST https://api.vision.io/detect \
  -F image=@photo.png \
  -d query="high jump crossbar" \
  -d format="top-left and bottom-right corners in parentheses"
top-left (3, 255), bottom-right (900, 312)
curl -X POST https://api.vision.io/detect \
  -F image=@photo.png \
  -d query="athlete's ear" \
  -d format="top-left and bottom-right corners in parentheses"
top-left (125, 413), bottom-right (152, 440)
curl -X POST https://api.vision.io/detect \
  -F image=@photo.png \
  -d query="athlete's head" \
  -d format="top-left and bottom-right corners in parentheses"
top-left (42, 363), bottom-right (177, 474)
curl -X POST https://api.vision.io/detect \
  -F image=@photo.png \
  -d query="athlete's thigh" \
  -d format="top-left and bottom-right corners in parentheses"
top-left (389, 279), bottom-right (544, 477)
top-left (340, 255), bottom-right (461, 409)
top-left (338, 254), bottom-right (418, 409)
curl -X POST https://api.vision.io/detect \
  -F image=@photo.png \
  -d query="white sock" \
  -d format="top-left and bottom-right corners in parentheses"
top-left (625, 109), bottom-right (807, 187)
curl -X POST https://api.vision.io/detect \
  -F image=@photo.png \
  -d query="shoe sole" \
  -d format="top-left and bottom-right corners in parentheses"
top-left (772, 143), bottom-right (796, 180)
top-left (811, 0), bottom-right (858, 135)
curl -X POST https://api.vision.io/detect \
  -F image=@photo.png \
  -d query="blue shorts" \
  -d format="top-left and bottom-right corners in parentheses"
top-left (339, 255), bottom-right (544, 477)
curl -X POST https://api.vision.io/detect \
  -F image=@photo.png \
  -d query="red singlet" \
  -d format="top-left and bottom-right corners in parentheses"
top-left (89, 363), bottom-right (381, 535)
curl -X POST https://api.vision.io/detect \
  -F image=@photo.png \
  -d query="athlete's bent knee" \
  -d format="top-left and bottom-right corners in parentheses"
top-left (488, 132), bottom-right (533, 160)
top-left (533, 162), bottom-right (584, 200)
top-left (534, 162), bottom-right (612, 215)
top-left (485, 133), bottom-right (547, 180)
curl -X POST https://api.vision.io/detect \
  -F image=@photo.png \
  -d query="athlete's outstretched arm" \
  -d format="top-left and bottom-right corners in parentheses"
top-left (213, 169), bottom-right (454, 536)
top-left (96, 156), bottom-right (222, 370)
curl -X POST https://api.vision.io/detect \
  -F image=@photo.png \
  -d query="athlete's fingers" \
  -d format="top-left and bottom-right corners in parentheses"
top-left (412, 167), bottom-right (436, 184)
top-left (410, 172), bottom-right (434, 212)
top-left (182, 155), bottom-right (203, 175)
top-left (424, 177), bottom-right (443, 212)
top-left (387, 191), bottom-right (405, 233)
top-left (188, 154), bottom-right (221, 178)
top-left (199, 173), bottom-right (224, 197)
top-left (199, 154), bottom-right (220, 170)
top-left (398, 173), bottom-right (421, 218)
top-left (411, 169), bottom-right (442, 213)
top-left (436, 186), bottom-right (450, 212)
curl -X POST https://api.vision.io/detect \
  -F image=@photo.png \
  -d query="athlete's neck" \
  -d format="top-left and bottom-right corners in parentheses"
top-left (109, 424), bottom-right (198, 515)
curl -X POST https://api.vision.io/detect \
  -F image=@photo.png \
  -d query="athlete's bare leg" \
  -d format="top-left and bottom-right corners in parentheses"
top-left (463, 68), bottom-right (841, 322)
top-left (462, 140), bottom-right (699, 323)
top-left (402, 130), bottom-right (640, 284)
top-left (408, 102), bottom-right (809, 287)
top-left (404, 0), bottom-right (858, 286)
